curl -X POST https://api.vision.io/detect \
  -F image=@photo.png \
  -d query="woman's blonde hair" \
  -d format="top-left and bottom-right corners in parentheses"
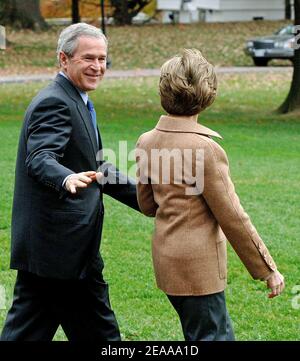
top-left (159, 49), bottom-right (217, 116)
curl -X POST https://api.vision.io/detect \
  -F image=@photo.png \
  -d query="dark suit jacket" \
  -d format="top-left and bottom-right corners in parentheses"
top-left (10, 74), bottom-right (139, 279)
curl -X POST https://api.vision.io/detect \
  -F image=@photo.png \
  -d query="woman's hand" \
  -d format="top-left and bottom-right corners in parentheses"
top-left (266, 270), bottom-right (285, 298)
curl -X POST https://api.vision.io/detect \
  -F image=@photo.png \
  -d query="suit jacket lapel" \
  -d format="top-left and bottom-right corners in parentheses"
top-left (54, 74), bottom-right (100, 158)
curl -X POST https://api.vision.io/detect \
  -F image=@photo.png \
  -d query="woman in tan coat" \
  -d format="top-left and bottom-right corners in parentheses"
top-left (135, 49), bottom-right (285, 341)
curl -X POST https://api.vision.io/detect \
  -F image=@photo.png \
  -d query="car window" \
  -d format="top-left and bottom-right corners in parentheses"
top-left (275, 25), bottom-right (294, 35)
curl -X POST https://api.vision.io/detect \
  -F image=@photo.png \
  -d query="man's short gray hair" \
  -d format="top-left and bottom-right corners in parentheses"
top-left (57, 22), bottom-right (107, 64)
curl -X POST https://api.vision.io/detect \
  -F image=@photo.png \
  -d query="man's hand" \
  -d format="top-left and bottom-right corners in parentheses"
top-left (65, 171), bottom-right (97, 194)
top-left (266, 270), bottom-right (285, 298)
top-left (89, 172), bottom-right (103, 184)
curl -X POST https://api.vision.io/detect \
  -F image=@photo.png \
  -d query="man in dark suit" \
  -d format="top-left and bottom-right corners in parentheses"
top-left (0, 23), bottom-right (139, 341)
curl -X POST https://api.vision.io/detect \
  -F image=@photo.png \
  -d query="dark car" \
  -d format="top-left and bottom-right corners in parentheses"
top-left (244, 24), bottom-right (296, 66)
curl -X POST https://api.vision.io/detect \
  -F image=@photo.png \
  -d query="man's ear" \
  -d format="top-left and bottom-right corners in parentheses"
top-left (59, 51), bottom-right (68, 69)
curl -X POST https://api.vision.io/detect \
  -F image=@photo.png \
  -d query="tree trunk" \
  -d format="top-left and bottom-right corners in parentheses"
top-left (111, 0), bottom-right (131, 25)
top-left (278, 0), bottom-right (300, 113)
top-left (0, 0), bottom-right (48, 30)
top-left (111, 0), bottom-right (150, 25)
top-left (72, 0), bottom-right (81, 24)
top-left (285, 0), bottom-right (292, 20)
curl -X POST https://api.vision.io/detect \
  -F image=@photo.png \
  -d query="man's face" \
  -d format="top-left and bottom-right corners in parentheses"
top-left (60, 36), bottom-right (107, 92)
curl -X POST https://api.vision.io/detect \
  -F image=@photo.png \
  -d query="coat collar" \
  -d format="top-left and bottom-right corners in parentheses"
top-left (54, 73), bottom-right (83, 103)
top-left (155, 115), bottom-right (223, 139)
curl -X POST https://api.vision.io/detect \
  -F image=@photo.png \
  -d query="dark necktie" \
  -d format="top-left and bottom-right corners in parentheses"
top-left (87, 99), bottom-right (99, 146)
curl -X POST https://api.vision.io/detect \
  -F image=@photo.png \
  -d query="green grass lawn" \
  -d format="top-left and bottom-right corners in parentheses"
top-left (0, 72), bottom-right (299, 340)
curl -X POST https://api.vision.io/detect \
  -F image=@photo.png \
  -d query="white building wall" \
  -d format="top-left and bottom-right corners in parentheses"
top-left (196, 0), bottom-right (220, 10)
top-left (204, 10), bottom-right (285, 23)
top-left (219, 0), bottom-right (284, 11)
top-left (157, 0), bottom-right (181, 10)
top-left (200, 0), bottom-right (286, 22)
top-left (157, 0), bottom-right (290, 23)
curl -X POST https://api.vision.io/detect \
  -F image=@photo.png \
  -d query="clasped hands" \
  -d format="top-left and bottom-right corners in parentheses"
top-left (65, 171), bottom-right (103, 194)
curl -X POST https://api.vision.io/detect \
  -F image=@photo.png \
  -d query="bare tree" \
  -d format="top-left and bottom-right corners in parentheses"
top-left (111, 0), bottom-right (151, 25)
top-left (0, 0), bottom-right (47, 30)
top-left (278, 0), bottom-right (300, 113)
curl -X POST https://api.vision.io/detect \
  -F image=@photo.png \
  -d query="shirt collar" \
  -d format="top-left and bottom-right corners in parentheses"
top-left (155, 115), bottom-right (223, 139)
top-left (59, 71), bottom-right (88, 105)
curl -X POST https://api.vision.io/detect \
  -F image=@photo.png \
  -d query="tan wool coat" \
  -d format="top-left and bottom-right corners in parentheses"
top-left (136, 115), bottom-right (277, 296)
